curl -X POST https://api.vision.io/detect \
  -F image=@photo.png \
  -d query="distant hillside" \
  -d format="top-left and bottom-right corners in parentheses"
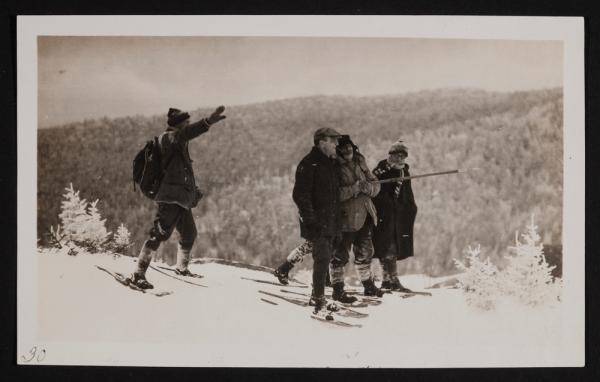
top-left (38, 88), bottom-right (563, 275)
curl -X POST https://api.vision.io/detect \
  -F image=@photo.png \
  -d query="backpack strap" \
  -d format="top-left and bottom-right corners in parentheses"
top-left (158, 134), bottom-right (185, 181)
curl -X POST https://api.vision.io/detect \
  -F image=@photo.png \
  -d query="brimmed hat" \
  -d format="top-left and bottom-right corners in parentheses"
top-left (389, 140), bottom-right (408, 155)
top-left (314, 127), bottom-right (342, 142)
top-left (167, 108), bottom-right (190, 127)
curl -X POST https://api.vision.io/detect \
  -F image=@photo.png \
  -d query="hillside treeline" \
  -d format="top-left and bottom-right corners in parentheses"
top-left (38, 88), bottom-right (563, 276)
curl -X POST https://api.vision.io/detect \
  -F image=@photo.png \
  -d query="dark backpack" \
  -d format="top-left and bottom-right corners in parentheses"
top-left (132, 136), bottom-right (175, 200)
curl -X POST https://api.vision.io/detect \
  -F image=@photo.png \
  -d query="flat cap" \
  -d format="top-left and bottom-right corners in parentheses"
top-left (314, 127), bottom-right (342, 141)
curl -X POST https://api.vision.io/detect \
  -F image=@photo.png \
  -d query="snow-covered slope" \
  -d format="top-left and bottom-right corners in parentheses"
top-left (33, 249), bottom-right (572, 367)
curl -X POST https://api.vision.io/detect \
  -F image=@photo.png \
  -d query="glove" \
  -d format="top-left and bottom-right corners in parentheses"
top-left (358, 180), bottom-right (371, 194)
top-left (207, 105), bottom-right (226, 125)
top-left (350, 181), bottom-right (360, 196)
top-left (191, 187), bottom-right (204, 208)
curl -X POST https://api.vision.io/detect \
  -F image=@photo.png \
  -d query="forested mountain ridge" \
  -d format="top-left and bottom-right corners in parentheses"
top-left (38, 88), bottom-right (563, 276)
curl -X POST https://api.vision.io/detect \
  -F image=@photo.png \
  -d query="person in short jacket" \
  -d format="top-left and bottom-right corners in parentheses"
top-left (371, 140), bottom-right (417, 292)
top-left (292, 127), bottom-right (342, 313)
top-left (330, 135), bottom-right (384, 299)
top-left (128, 106), bottom-right (226, 289)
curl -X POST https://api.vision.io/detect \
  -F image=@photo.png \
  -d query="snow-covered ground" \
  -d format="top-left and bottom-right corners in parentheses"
top-left (30, 249), bottom-right (575, 367)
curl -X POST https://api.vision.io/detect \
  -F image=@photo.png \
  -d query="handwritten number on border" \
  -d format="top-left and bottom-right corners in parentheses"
top-left (21, 346), bottom-right (46, 363)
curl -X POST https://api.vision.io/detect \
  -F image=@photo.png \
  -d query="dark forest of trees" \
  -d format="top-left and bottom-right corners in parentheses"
top-left (38, 88), bottom-right (563, 276)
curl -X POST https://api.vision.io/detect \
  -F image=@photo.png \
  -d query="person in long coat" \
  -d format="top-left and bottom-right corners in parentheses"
top-left (291, 127), bottom-right (343, 313)
top-left (372, 140), bottom-right (417, 292)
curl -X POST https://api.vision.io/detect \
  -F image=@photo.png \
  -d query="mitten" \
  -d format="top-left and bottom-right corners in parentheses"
top-left (207, 105), bottom-right (226, 125)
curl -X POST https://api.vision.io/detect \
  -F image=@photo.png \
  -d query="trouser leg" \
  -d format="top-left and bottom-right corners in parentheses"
top-left (174, 208), bottom-right (197, 271)
top-left (311, 237), bottom-right (333, 298)
top-left (353, 218), bottom-right (375, 282)
top-left (330, 233), bottom-right (352, 285)
top-left (382, 257), bottom-right (398, 282)
top-left (175, 207), bottom-right (197, 252)
top-left (386, 257), bottom-right (399, 278)
top-left (382, 240), bottom-right (399, 282)
top-left (136, 203), bottom-right (182, 275)
top-left (286, 240), bottom-right (313, 265)
top-left (175, 244), bottom-right (192, 272)
top-left (135, 240), bottom-right (155, 275)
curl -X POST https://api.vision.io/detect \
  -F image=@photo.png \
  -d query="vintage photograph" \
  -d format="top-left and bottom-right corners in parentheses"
top-left (18, 16), bottom-right (584, 367)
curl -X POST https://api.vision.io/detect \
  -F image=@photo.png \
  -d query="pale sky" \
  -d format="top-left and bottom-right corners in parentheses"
top-left (38, 36), bottom-right (563, 128)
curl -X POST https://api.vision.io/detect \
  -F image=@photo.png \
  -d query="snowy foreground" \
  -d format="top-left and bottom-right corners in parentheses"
top-left (34, 249), bottom-right (570, 367)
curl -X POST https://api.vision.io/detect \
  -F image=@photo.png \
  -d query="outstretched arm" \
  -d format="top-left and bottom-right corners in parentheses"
top-left (177, 106), bottom-right (226, 141)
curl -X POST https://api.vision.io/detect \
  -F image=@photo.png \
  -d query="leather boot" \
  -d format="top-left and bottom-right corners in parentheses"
top-left (331, 282), bottom-right (358, 304)
top-left (362, 278), bottom-right (384, 297)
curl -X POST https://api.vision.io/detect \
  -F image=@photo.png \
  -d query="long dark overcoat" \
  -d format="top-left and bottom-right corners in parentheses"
top-left (371, 160), bottom-right (418, 260)
top-left (292, 146), bottom-right (341, 240)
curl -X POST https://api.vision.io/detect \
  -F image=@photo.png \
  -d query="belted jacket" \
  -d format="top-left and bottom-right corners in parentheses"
top-left (154, 120), bottom-right (210, 209)
top-left (337, 153), bottom-right (380, 232)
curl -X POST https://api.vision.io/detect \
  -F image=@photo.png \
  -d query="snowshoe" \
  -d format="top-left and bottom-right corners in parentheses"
top-left (127, 272), bottom-right (154, 290)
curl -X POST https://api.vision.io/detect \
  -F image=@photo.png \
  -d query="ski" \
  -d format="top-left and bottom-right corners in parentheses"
top-left (343, 289), bottom-right (386, 301)
top-left (310, 313), bottom-right (362, 328)
top-left (280, 289), bottom-right (371, 308)
top-left (259, 289), bottom-right (308, 307)
top-left (381, 288), bottom-right (432, 297)
top-left (155, 265), bottom-right (204, 278)
top-left (340, 293), bottom-right (383, 305)
top-left (283, 289), bottom-right (378, 307)
top-left (193, 258), bottom-right (307, 285)
top-left (260, 290), bottom-right (368, 319)
top-left (95, 265), bottom-right (173, 297)
top-left (386, 292), bottom-right (418, 299)
top-left (148, 265), bottom-right (208, 288)
top-left (192, 258), bottom-right (272, 274)
top-left (260, 297), bottom-right (279, 306)
top-left (241, 276), bottom-right (308, 288)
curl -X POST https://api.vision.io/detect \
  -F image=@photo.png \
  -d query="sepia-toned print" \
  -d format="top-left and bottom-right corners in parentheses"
top-left (18, 16), bottom-right (584, 367)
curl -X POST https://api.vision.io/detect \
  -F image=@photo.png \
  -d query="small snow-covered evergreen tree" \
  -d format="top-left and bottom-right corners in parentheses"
top-left (455, 215), bottom-right (561, 309)
top-left (112, 223), bottom-right (132, 254)
top-left (500, 216), bottom-right (561, 306)
top-left (55, 184), bottom-right (111, 253)
top-left (454, 245), bottom-right (499, 310)
top-left (81, 199), bottom-right (112, 251)
top-left (58, 183), bottom-right (89, 244)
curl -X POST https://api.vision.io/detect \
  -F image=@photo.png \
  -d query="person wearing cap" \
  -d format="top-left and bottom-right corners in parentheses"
top-left (290, 127), bottom-right (343, 313)
top-left (371, 140), bottom-right (418, 292)
top-left (330, 135), bottom-right (385, 300)
top-left (127, 106), bottom-right (226, 289)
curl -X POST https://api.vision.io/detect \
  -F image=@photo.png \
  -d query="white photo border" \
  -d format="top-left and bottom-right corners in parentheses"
top-left (17, 15), bottom-right (585, 367)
